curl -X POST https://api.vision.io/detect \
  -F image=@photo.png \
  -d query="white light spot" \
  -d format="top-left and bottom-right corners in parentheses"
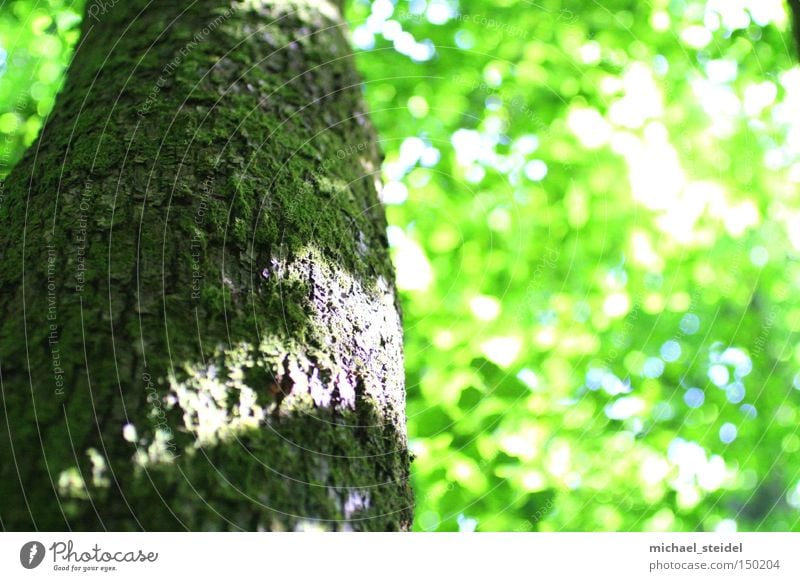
top-left (602, 373), bottom-right (632, 396)
top-left (750, 246), bottom-right (769, 267)
top-left (608, 62), bottom-right (663, 129)
top-left (605, 396), bottom-right (645, 420)
top-left (427, 0), bottom-right (454, 25)
top-left (603, 292), bottom-right (630, 318)
top-left (567, 107), bottom-right (611, 149)
top-left (719, 422), bottom-right (737, 444)
top-left (715, 519), bottom-right (737, 533)
top-left (381, 19), bottom-right (402, 41)
top-left (387, 226), bottom-right (433, 292)
top-left (372, 0), bottom-right (394, 20)
top-left (681, 25), bottom-right (712, 49)
top-left (698, 454), bottom-right (727, 491)
top-left (708, 364), bottom-right (729, 387)
top-left (380, 181), bottom-right (408, 205)
top-left (481, 336), bottom-right (521, 368)
top-left (524, 159), bottom-right (548, 181)
top-left (744, 81), bottom-right (777, 117)
top-left (469, 295), bottom-right (501, 321)
top-left (420, 146), bottom-right (441, 167)
top-left (457, 514), bottom-right (478, 532)
top-left (122, 423), bottom-right (138, 443)
top-left (351, 25), bottom-right (374, 50)
top-left (705, 59), bottom-right (738, 84)
top-left (579, 41), bottom-right (601, 65)
top-left (516, 368), bottom-right (540, 391)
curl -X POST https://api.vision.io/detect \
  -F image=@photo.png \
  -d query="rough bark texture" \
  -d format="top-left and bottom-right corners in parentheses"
top-left (0, 0), bottom-right (412, 531)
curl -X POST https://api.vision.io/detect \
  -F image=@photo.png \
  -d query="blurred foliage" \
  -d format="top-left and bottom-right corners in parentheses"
top-left (3, 0), bottom-right (800, 531)
top-left (0, 0), bottom-right (81, 175)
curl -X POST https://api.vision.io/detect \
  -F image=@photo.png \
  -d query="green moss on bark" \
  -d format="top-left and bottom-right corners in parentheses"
top-left (0, 0), bottom-right (412, 531)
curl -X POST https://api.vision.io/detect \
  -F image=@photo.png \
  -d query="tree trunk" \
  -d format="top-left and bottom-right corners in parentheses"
top-left (0, 0), bottom-right (412, 531)
top-left (789, 0), bottom-right (800, 58)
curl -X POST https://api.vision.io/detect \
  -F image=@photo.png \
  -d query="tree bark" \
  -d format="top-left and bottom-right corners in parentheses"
top-left (789, 0), bottom-right (800, 58)
top-left (0, 0), bottom-right (412, 531)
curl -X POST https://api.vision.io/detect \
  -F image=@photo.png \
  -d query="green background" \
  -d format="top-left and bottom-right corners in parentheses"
top-left (2, 0), bottom-right (800, 531)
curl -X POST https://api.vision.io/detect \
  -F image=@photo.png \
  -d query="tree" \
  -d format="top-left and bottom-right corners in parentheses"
top-left (0, 0), bottom-right (412, 531)
top-left (790, 0), bottom-right (800, 56)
